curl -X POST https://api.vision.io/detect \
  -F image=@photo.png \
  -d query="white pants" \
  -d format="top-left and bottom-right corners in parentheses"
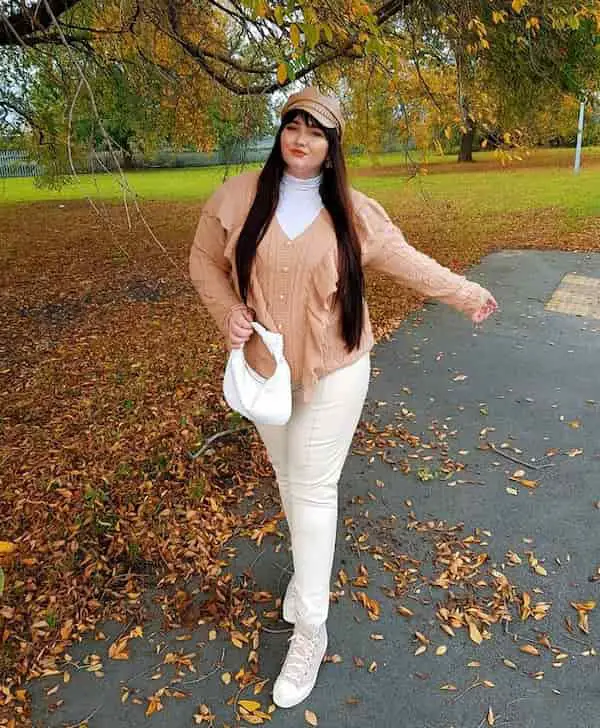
top-left (256, 353), bottom-right (370, 628)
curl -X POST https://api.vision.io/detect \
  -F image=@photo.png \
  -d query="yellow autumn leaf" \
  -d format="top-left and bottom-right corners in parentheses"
top-left (571, 601), bottom-right (596, 611)
top-left (512, 0), bottom-right (527, 12)
top-left (519, 479), bottom-right (539, 489)
top-left (305, 709), bottom-right (318, 726)
top-left (108, 638), bottom-right (130, 660)
top-left (436, 645), bottom-right (447, 656)
top-left (487, 706), bottom-right (495, 726)
top-left (0, 541), bottom-right (16, 555)
top-left (239, 700), bottom-right (262, 713)
top-left (290, 24), bottom-right (301, 49)
top-left (145, 696), bottom-right (163, 717)
top-left (221, 672), bottom-right (231, 685)
top-left (276, 63), bottom-right (288, 85)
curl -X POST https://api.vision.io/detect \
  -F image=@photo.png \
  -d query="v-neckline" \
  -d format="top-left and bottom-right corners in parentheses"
top-left (273, 207), bottom-right (325, 244)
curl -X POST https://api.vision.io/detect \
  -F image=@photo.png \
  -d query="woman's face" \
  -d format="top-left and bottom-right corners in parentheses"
top-left (280, 113), bottom-right (329, 179)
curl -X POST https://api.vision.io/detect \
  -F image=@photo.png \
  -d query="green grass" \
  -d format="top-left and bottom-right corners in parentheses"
top-left (0, 164), bottom-right (258, 204)
top-left (1, 147), bottom-right (600, 218)
top-left (357, 166), bottom-right (600, 218)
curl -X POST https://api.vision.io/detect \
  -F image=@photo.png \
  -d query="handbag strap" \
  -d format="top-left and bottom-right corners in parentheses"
top-left (249, 321), bottom-right (284, 362)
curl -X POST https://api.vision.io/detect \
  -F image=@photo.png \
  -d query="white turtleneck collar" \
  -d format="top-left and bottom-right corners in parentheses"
top-left (276, 171), bottom-right (324, 240)
top-left (281, 171), bottom-right (322, 191)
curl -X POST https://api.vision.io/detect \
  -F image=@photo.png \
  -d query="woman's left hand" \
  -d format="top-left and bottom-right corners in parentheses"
top-left (471, 295), bottom-right (498, 324)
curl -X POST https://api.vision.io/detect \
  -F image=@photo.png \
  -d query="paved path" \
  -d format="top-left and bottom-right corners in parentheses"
top-left (29, 251), bottom-right (600, 728)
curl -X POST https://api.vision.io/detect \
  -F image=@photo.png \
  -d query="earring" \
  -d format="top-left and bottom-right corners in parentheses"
top-left (325, 158), bottom-right (332, 168)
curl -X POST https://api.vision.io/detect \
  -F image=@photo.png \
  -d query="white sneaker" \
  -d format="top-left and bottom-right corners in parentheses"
top-left (273, 622), bottom-right (328, 708)
top-left (282, 575), bottom-right (296, 624)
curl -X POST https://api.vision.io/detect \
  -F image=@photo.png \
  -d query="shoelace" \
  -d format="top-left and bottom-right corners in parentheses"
top-left (281, 630), bottom-right (317, 683)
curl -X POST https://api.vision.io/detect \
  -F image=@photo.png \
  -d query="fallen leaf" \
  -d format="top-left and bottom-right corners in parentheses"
top-left (571, 600), bottom-right (596, 634)
top-left (487, 706), bottom-right (495, 726)
top-left (440, 624), bottom-right (456, 637)
top-left (415, 631), bottom-right (430, 645)
top-left (520, 644), bottom-right (540, 656)
top-left (145, 695), bottom-right (163, 717)
top-left (0, 541), bottom-right (17, 555)
top-left (509, 476), bottom-right (539, 489)
top-left (466, 616), bottom-right (483, 645)
top-left (567, 448), bottom-right (583, 457)
top-left (304, 709), bottom-right (318, 726)
top-left (239, 700), bottom-right (262, 713)
top-left (436, 645), bottom-right (447, 656)
top-left (506, 550), bottom-right (522, 565)
top-left (502, 658), bottom-right (518, 670)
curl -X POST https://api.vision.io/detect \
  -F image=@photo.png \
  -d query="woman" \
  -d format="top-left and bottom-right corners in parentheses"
top-left (189, 87), bottom-right (497, 709)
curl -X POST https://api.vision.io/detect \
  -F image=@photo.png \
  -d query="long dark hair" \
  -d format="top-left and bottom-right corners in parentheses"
top-left (235, 109), bottom-right (365, 351)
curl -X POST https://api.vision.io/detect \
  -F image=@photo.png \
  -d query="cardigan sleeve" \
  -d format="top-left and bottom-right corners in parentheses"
top-left (356, 195), bottom-right (490, 317)
top-left (189, 196), bottom-right (245, 336)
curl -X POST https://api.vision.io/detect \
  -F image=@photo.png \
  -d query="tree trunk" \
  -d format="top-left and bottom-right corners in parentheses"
top-left (122, 149), bottom-right (135, 170)
top-left (458, 117), bottom-right (476, 162)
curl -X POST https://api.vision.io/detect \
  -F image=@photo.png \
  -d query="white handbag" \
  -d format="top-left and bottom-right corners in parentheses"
top-left (223, 321), bottom-right (292, 426)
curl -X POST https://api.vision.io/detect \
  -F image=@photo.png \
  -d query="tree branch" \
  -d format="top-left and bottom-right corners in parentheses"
top-left (0, 0), bottom-right (84, 46)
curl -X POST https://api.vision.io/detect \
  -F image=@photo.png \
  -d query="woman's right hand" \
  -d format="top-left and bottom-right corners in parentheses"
top-left (228, 306), bottom-right (254, 349)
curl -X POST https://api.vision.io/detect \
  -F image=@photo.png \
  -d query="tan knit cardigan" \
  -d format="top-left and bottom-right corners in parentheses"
top-left (189, 170), bottom-right (490, 401)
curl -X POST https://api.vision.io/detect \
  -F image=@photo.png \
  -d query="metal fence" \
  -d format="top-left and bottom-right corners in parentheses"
top-left (0, 150), bottom-right (41, 178)
top-left (0, 141), bottom-right (276, 179)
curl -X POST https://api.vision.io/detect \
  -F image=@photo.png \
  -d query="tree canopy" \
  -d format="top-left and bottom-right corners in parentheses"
top-left (1, 0), bottom-right (599, 167)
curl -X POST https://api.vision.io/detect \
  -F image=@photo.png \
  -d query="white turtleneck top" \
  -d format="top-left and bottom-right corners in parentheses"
top-left (275, 172), bottom-right (324, 240)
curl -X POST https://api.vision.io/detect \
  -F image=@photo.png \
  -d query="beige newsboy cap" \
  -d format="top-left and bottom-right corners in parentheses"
top-left (280, 87), bottom-right (345, 137)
